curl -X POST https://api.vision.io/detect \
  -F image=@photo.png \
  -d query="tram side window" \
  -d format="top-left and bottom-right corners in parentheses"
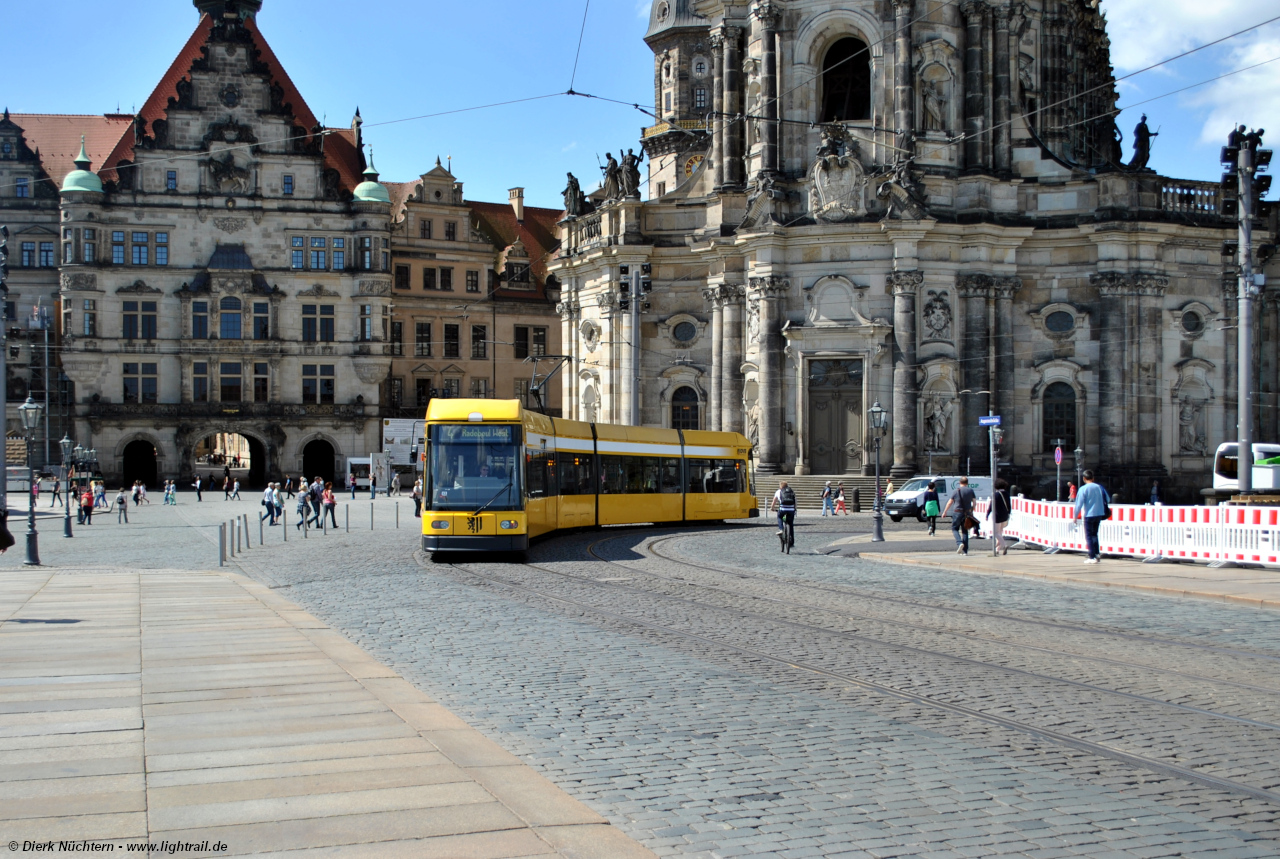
top-left (623, 456), bottom-right (660, 493)
top-left (661, 457), bottom-right (682, 493)
top-left (525, 451), bottom-right (554, 499)
top-left (558, 452), bottom-right (596, 495)
top-left (687, 459), bottom-right (743, 493)
top-left (600, 455), bottom-right (627, 494)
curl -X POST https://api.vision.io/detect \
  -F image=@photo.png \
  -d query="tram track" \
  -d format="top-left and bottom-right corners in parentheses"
top-left (431, 532), bottom-right (1280, 809)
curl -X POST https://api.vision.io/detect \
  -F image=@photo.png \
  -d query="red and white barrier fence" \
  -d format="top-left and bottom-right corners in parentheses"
top-left (965, 497), bottom-right (1280, 567)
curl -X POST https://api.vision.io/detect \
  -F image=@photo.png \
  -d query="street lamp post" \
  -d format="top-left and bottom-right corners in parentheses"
top-left (60, 435), bottom-right (73, 538)
top-left (1073, 445), bottom-right (1084, 495)
top-left (869, 401), bottom-right (888, 543)
top-left (19, 396), bottom-right (44, 566)
top-left (990, 426), bottom-right (1004, 557)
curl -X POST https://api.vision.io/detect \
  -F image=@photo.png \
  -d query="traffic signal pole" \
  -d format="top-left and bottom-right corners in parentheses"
top-left (630, 267), bottom-right (640, 426)
top-left (1238, 143), bottom-right (1255, 495)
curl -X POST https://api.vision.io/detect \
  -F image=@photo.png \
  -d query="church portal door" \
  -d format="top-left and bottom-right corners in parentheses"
top-left (807, 359), bottom-right (864, 475)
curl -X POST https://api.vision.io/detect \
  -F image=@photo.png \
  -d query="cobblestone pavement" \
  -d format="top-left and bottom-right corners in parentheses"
top-left (9, 496), bottom-right (1280, 857)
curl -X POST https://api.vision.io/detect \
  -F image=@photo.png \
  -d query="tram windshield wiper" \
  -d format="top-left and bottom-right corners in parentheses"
top-left (472, 477), bottom-right (514, 517)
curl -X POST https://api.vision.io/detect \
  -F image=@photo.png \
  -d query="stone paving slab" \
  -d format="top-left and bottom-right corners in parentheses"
top-left (0, 566), bottom-right (655, 858)
top-left (833, 529), bottom-right (1280, 607)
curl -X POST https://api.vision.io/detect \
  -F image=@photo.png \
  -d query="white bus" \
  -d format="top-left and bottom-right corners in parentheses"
top-left (1213, 442), bottom-right (1280, 491)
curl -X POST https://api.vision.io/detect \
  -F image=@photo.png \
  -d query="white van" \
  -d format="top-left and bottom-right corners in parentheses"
top-left (884, 475), bottom-right (992, 522)
top-left (1213, 443), bottom-right (1280, 491)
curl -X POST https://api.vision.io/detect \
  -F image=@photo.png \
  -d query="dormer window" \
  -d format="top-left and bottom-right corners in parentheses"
top-left (15, 178), bottom-right (29, 198)
top-left (695, 61), bottom-right (706, 76)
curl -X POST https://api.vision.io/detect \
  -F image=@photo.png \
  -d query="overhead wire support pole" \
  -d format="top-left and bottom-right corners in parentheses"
top-left (630, 267), bottom-right (641, 426)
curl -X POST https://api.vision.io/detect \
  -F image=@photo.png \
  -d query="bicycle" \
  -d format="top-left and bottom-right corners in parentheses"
top-left (778, 511), bottom-right (795, 554)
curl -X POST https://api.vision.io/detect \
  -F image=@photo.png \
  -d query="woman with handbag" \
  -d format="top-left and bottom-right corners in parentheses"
top-left (989, 478), bottom-right (1011, 555)
top-left (922, 481), bottom-right (941, 536)
top-left (941, 476), bottom-right (977, 555)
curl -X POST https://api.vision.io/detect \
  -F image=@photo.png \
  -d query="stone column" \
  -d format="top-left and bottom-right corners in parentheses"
top-left (750, 276), bottom-right (789, 472)
top-left (1093, 273), bottom-right (1129, 465)
top-left (557, 295), bottom-right (577, 419)
top-left (704, 285), bottom-right (725, 431)
top-left (1136, 274), bottom-right (1169, 466)
top-left (888, 271), bottom-right (922, 478)
top-left (993, 4), bottom-right (1012, 173)
top-left (724, 26), bottom-right (745, 188)
top-left (961, 1), bottom-right (987, 172)
top-left (992, 277), bottom-right (1019, 424)
top-left (722, 285), bottom-right (746, 433)
top-left (957, 274), bottom-right (991, 471)
top-left (755, 4), bottom-right (780, 175)
top-left (892, 0), bottom-right (915, 151)
top-left (711, 29), bottom-right (725, 190)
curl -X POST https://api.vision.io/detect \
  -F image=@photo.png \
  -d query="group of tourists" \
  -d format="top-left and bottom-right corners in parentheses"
top-left (818, 482), bottom-right (850, 516)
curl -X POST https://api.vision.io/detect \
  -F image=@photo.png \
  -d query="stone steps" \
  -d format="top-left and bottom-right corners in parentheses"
top-left (754, 474), bottom-right (885, 511)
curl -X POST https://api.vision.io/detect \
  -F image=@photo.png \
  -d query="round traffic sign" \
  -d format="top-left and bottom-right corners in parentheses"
top-left (1054, 446), bottom-right (1063, 465)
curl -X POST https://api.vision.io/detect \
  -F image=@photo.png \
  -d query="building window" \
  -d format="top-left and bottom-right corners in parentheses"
top-left (301, 305), bottom-right (335, 341)
top-left (302, 364), bottom-right (335, 404)
top-left (440, 267), bottom-right (453, 291)
top-left (282, 174), bottom-right (294, 195)
top-left (122, 362), bottom-right (158, 405)
top-left (360, 236), bottom-right (372, 270)
top-left (444, 222), bottom-right (456, 241)
top-left (130, 233), bottom-right (148, 266)
top-left (420, 219), bottom-right (432, 239)
top-left (63, 242), bottom-right (74, 264)
top-left (310, 236), bottom-right (326, 271)
top-left (15, 178), bottom-right (29, 198)
top-left (1042, 382), bottom-right (1077, 451)
top-left (83, 241), bottom-right (95, 263)
top-left (695, 61), bottom-right (706, 75)
top-left (442, 378), bottom-right (460, 398)
top-left (390, 320), bottom-right (403, 354)
top-left (470, 377), bottom-right (489, 398)
top-left (695, 87), bottom-right (707, 109)
top-left (382, 250), bottom-right (388, 271)
top-left (166, 170), bottom-right (177, 191)
top-left (82, 299), bottom-right (97, 337)
top-left (389, 377), bottom-right (403, 408)
top-left (193, 362), bottom-right (209, 403)
top-left (532, 326), bottom-right (547, 357)
top-left (253, 302), bottom-right (269, 339)
top-left (20, 242), bottom-right (34, 266)
top-left (123, 301), bottom-right (139, 340)
top-left (219, 296), bottom-right (242, 339)
top-left (39, 242), bottom-right (55, 267)
top-left (302, 305), bottom-right (317, 342)
top-left (360, 304), bottom-right (373, 342)
top-left (664, 92), bottom-right (672, 113)
top-left (253, 362), bottom-right (269, 402)
top-left (514, 326), bottom-right (529, 360)
top-left (444, 323), bottom-right (460, 358)
top-left (415, 322), bottom-right (432, 357)
top-left (395, 265), bottom-right (410, 290)
top-left (220, 362), bottom-right (242, 402)
top-left (820, 37), bottom-right (872, 123)
top-left (514, 378), bottom-right (529, 406)
top-left (656, 182), bottom-right (666, 197)
top-left (471, 325), bottom-right (487, 359)
top-left (192, 301), bottom-right (208, 338)
top-left (466, 270), bottom-right (479, 293)
top-left (423, 267), bottom-right (436, 290)
top-left (671, 385), bottom-right (699, 430)
top-left (332, 238), bottom-right (345, 270)
top-left (155, 232), bottom-right (168, 266)
top-left (320, 305), bottom-right (334, 342)
top-left (111, 232), bottom-right (125, 265)
top-left (416, 379), bottom-right (433, 406)
top-left (140, 301), bottom-right (157, 339)
top-left (514, 326), bottom-right (547, 359)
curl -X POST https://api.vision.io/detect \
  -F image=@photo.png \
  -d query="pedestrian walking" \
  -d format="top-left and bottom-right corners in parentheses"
top-left (223, 476), bottom-right (232, 500)
top-left (194, 474), bottom-right (203, 502)
top-left (1149, 479), bottom-right (1161, 505)
top-left (1073, 469), bottom-right (1111, 564)
top-left (941, 476), bottom-right (977, 555)
top-left (115, 488), bottom-right (129, 524)
top-left (79, 487), bottom-right (94, 525)
top-left (31, 480), bottom-right (40, 508)
top-left (50, 477), bottom-right (62, 507)
top-left (820, 481), bottom-right (834, 517)
top-left (94, 481), bottom-right (108, 509)
top-left (283, 476), bottom-right (295, 499)
top-left (1068, 482), bottom-right (1077, 502)
top-left (323, 482), bottom-right (338, 528)
top-left (884, 480), bottom-right (895, 500)
top-left (989, 478), bottom-right (1011, 555)
top-left (138, 482), bottom-right (150, 505)
top-left (295, 490), bottom-right (311, 530)
top-left (163, 480), bottom-right (174, 505)
top-left (272, 483), bottom-right (283, 523)
top-left (922, 480), bottom-right (941, 536)
top-left (389, 475), bottom-right (402, 497)
top-left (231, 478), bottom-right (241, 500)
top-left (369, 473), bottom-right (377, 500)
top-left (834, 482), bottom-right (848, 515)
top-left (348, 472), bottom-right (357, 500)
top-left (259, 484), bottom-right (277, 525)
top-left (131, 481), bottom-right (142, 507)
top-left (412, 479), bottom-right (423, 518)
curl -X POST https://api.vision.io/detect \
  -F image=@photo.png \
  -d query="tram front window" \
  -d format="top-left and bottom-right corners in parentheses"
top-left (428, 424), bottom-right (521, 510)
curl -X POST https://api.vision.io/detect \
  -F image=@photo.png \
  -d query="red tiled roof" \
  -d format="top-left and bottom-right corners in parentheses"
top-left (7, 114), bottom-right (133, 189)
top-left (467, 200), bottom-right (565, 293)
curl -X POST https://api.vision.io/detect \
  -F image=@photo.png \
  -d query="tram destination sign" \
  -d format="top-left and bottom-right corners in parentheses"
top-left (978, 415), bottom-right (1002, 427)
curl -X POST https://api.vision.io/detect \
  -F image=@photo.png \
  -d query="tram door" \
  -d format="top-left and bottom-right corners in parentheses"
top-left (807, 359), bottom-right (863, 475)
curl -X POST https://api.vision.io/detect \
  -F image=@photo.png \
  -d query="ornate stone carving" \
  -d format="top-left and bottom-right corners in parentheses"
top-left (807, 129), bottom-right (867, 222)
top-left (1090, 271), bottom-right (1170, 296)
top-left (358, 280), bottom-right (391, 296)
top-left (924, 394), bottom-right (954, 452)
top-left (1178, 397), bottom-right (1208, 455)
top-left (747, 299), bottom-right (761, 341)
top-left (748, 275), bottom-right (790, 297)
top-left (353, 362), bottom-right (390, 385)
top-left (921, 289), bottom-right (952, 341)
top-left (168, 77), bottom-right (195, 111)
top-left (205, 153), bottom-right (252, 194)
top-left (295, 284), bottom-right (341, 298)
top-left (201, 117), bottom-right (258, 151)
top-left (116, 280), bottom-right (162, 295)
top-left (992, 276), bottom-right (1022, 300)
top-left (60, 272), bottom-right (98, 291)
top-left (213, 217), bottom-right (247, 233)
top-left (955, 273), bottom-right (993, 296)
top-left (876, 158), bottom-right (929, 220)
top-left (887, 271), bottom-right (924, 295)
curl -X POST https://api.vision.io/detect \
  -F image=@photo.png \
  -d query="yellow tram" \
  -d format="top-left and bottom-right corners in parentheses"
top-left (422, 399), bottom-right (759, 553)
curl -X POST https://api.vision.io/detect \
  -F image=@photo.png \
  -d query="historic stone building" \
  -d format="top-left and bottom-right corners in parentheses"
top-left (7, 0), bottom-right (398, 486)
top-left (385, 169), bottom-right (562, 416)
top-left (549, 0), bottom-right (1280, 502)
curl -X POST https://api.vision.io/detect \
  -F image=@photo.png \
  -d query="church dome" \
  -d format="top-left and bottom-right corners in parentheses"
top-left (353, 157), bottom-right (390, 204)
top-left (645, 0), bottom-right (707, 41)
top-left (61, 136), bottom-right (103, 194)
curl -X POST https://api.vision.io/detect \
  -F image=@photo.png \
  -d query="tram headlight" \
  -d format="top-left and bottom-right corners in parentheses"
top-left (499, 520), bottom-right (519, 530)
top-left (431, 520), bottom-right (450, 530)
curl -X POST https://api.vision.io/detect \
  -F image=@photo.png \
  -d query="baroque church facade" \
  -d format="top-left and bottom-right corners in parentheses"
top-left (549, 0), bottom-right (1280, 502)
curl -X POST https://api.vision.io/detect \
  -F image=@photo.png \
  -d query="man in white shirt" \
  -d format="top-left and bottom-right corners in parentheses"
top-left (259, 485), bottom-right (277, 525)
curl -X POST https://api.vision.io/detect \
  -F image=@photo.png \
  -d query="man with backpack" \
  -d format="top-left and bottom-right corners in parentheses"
top-left (941, 476), bottom-right (977, 555)
top-left (769, 481), bottom-right (798, 537)
top-left (1073, 469), bottom-right (1111, 564)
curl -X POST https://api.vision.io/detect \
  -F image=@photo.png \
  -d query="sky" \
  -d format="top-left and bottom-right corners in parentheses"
top-left (1, 0), bottom-right (1276, 207)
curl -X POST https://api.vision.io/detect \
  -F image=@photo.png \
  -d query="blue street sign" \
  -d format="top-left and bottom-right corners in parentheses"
top-left (978, 415), bottom-right (1002, 427)
top-left (1055, 446), bottom-right (1063, 465)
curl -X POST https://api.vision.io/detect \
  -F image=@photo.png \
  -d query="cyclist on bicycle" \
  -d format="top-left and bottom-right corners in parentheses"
top-left (769, 480), bottom-right (797, 536)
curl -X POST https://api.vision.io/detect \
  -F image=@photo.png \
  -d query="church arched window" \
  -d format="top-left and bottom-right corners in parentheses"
top-left (1042, 382), bottom-right (1077, 451)
top-left (671, 386), bottom-right (700, 430)
top-left (820, 37), bottom-right (872, 123)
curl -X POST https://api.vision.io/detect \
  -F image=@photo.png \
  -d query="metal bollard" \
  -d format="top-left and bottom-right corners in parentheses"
top-left (396, 502), bottom-right (399, 529)
top-left (303, 513), bottom-right (307, 539)
top-left (283, 510), bottom-right (288, 541)
top-left (852, 488), bottom-right (861, 513)
top-left (219, 523), bottom-right (225, 566)
top-left (346, 505), bottom-right (349, 533)
top-left (229, 521), bottom-right (235, 557)
top-left (260, 517), bottom-right (264, 546)
top-left (322, 509), bottom-right (327, 535)
top-left (371, 502), bottom-right (374, 530)
top-left (244, 514), bottom-right (251, 547)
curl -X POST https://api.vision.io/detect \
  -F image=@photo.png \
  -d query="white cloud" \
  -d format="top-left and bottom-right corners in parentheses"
top-left (636, 1), bottom-right (651, 21)
top-left (1187, 34), bottom-right (1280, 144)
top-left (1102, 0), bottom-right (1278, 72)
top-left (562, 141), bottom-right (579, 152)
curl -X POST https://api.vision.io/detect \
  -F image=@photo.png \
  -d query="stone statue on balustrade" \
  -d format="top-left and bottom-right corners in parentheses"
top-left (601, 153), bottom-right (622, 201)
top-left (1128, 114), bottom-right (1159, 171)
top-left (620, 149), bottom-right (643, 199)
